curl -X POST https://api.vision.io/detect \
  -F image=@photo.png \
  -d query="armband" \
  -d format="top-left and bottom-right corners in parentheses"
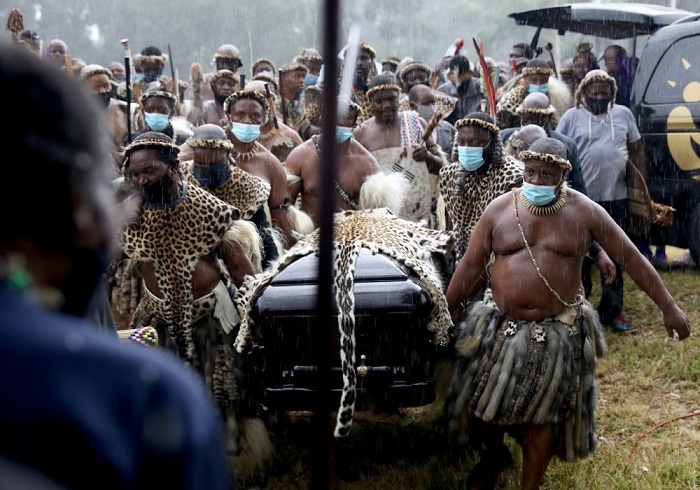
top-left (270, 197), bottom-right (290, 211)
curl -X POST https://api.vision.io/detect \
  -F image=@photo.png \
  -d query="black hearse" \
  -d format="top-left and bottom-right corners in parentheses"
top-left (629, 14), bottom-right (700, 263)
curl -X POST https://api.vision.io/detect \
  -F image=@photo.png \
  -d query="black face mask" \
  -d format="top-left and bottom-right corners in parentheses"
top-left (96, 91), bottom-right (111, 108)
top-left (60, 245), bottom-right (108, 318)
top-left (214, 93), bottom-right (229, 106)
top-left (457, 81), bottom-right (472, 95)
top-left (193, 163), bottom-right (231, 188)
top-left (585, 96), bottom-right (612, 115)
top-left (139, 172), bottom-right (174, 205)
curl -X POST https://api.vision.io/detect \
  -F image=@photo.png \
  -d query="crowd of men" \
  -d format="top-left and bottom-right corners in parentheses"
top-left (3, 25), bottom-right (692, 490)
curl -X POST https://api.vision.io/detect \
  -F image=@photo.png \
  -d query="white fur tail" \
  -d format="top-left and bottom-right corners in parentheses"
top-left (359, 171), bottom-right (409, 215)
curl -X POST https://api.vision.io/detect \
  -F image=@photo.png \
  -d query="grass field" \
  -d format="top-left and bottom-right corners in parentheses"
top-left (262, 254), bottom-right (700, 490)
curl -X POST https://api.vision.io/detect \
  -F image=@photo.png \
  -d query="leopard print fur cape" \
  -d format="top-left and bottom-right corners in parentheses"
top-left (234, 208), bottom-right (456, 438)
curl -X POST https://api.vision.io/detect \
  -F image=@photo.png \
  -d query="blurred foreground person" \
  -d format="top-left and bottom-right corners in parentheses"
top-left (442, 138), bottom-right (689, 490)
top-left (0, 44), bottom-right (232, 489)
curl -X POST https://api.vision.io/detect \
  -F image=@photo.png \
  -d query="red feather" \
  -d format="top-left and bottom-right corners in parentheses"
top-left (473, 38), bottom-right (497, 120)
top-left (454, 38), bottom-right (465, 56)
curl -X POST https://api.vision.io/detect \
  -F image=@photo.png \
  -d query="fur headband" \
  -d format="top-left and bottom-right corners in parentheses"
top-left (187, 138), bottom-right (234, 150)
top-left (516, 105), bottom-right (555, 116)
top-left (522, 66), bottom-right (552, 76)
top-left (396, 61), bottom-right (431, 82)
top-left (519, 150), bottom-right (572, 171)
top-left (223, 89), bottom-right (269, 114)
top-left (455, 117), bottom-right (499, 135)
top-left (366, 83), bottom-right (401, 100)
top-left (122, 134), bottom-right (179, 161)
top-left (80, 65), bottom-right (112, 80)
top-left (140, 90), bottom-right (177, 104)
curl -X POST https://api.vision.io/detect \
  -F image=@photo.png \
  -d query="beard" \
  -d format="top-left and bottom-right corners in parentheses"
top-left (214, 93), bottom-right (229, 106)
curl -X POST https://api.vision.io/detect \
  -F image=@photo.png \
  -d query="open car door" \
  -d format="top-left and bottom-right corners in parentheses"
top-left (508, 2), bottom-right (694, 61)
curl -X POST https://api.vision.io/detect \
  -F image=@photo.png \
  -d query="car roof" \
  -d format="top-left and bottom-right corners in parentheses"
top-left (509, 3), bottom-right (695, 39)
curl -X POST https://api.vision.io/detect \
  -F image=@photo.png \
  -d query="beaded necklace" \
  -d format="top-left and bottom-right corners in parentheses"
top-left (519, 185), bottom-right (567, 215)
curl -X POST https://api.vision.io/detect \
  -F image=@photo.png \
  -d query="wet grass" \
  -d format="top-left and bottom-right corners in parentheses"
top-left (263, 265), bottom-right (700, 489)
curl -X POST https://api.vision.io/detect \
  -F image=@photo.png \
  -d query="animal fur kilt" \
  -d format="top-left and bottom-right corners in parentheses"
top-left (444, 296), bottom-right (607, 462)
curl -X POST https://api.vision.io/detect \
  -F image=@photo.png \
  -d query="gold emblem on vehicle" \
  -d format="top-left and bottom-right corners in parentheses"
top-left (666, 58), bottom-right (700, 176)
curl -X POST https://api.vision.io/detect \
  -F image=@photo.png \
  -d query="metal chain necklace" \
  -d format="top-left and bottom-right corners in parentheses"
top-left (512, 188), bottom-right (584, 308)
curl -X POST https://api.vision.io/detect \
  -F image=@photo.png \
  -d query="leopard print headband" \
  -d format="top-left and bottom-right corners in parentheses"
top-left (396, 62), bottom-right (431, 81)
top-left (80, 66), bottom-right (111, 80)
top-left (516, 105), bottom-right (555, 116)
top-left (140, 90), bottom-right (176, 104)
top-left (522, 66), bottom-right (551, 76)
top-left (280, 62), bottom-right (309, 74)
top-left (122, 137), bottom-right (180, 162)
top-left (519, 150), bottom-right (572, 171)
top-left (214, 52), bottom-right (241, 61)
top-left (223, 89), bottom-right (269, 114)
top-left (140, 54), bottom-right (168, 64)
top-left (455, 117), bottom-right (499, 135)
top-left (211, 69), bottom-right (239, 84)
top-left (366, 83), bottom-right (401, 100)
top-left (187, 138), bottom-right (234, 150)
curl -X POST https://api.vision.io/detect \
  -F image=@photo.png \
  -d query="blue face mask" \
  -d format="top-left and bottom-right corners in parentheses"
top-left (141, 70), bottom-right (160, 83)
top-left (335, 126), bottom-right (353, 143)
top-left (522, 182), bottom-right (558, 206)
top-left (528, 83), bottom-right (549, 94)
top-left (457, 146), bottom-right (486, 171)
top-left (304, 73), bottom-right (319, 88)
top-left (230, 122), bottom-right (261, 143)
top-left (193, 163), bottom-right (231, 189)
top-left (145, 112), bottom-right (169, 131)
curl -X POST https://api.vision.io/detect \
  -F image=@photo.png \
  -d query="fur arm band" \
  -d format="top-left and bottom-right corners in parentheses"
top-left (285, 168), bottom-right (302, 185)
top-left (223, 219), bottom-right (263, 273)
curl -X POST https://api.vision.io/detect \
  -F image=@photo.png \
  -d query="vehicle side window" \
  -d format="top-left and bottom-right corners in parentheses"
top-left (644, 35), bottom-right (700, 104)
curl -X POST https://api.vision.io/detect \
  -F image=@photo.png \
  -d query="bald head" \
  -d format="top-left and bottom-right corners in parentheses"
top-left (521, 92), bottom-right (550, 111)
top-left (407, 84), bottom-right (434, 104)
top-left (518, 125), bottom-right (547, 146)
top-left (529, 137), bottom-right (567, 160)
top-left (518, 92), bottom-right (555, 128)
top-left (193, 123), bottom-right (228, 141)
top-left (505, 124), bottom-right (547, 158)
top-left (243, 79), bottom-right (267, 93)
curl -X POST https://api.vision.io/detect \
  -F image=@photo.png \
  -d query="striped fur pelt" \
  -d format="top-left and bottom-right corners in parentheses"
top-left (443, 297), bottom-right (607, 462)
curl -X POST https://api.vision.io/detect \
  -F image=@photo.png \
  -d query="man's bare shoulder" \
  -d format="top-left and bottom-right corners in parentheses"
top-left (285, 139), bottom-right (318, 170)
top-left (278, 122), bottom-right (303, 143)
top-left (486, 189), bottom-right (517, 213)
top-left (353, 118), bottom-right (376, 140)
top-left (348, 139), bottom-right (377, 158)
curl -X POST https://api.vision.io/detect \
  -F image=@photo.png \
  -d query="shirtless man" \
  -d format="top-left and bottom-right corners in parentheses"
top-left (353, 74), bottom-right (445, 227)
top-left (193, 69), bottom-right (239, 128)
top-left (79, 63), bottom-right (135, 169)
top-left (442, 137), bottom-right (690, 490)
top-left (245, 79), bottom-right (304, 163)
top-left (121, 132), bottom-right (271, 484)
top-left (285, 97), bottom-right (406, 227)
